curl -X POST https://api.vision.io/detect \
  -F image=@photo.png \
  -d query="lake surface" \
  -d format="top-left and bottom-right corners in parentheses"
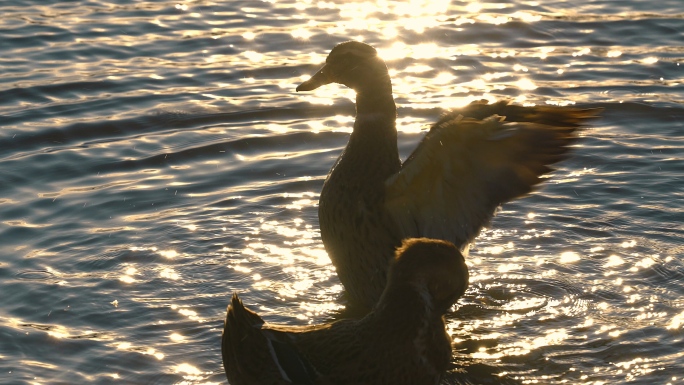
top-left (1, 0), bottom-right (683, 384)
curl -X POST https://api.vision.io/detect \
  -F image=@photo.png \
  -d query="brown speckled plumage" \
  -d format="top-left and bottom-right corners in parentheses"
top-left (222, 238), bottom-right (469, 385)
top-left (297, 41), bottom-right (601, 311)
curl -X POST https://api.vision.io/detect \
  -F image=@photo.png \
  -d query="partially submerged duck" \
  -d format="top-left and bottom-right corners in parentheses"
top-left (222, 238), bottom-right (469, 385)
top-left (297, 41), bottom-right (600, 311)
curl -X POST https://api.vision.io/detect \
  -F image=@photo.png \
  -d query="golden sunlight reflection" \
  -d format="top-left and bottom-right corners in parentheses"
top-left (278, 276), bottom-right (315, 299)
top-left (291, 27), bottom-right (312, 40)
top-left (297, 300), bottom-right (344, 319)
top-left (242, 238), bottom-right (330, 267)
top-left (502, 297), bottom-right (545, 311)
top-left (621, 240), bottom-right (637, 248)
top-left (119, 266), bottom-right (138, 283)
top-left (47, 325), bottom-right (71, 339)
top-left (403, 64), bottom-right (433, 74)
top-left (230, 264), bottom-right (251, 273)
top-left (117, 342), bottom-right (132, 350)
top-left (480, 242), bottom-right (515, 255)
top-left (577, 318), bottom-right (594, 328)
top-left (497, 263), bottom-right (522, 273)
top-left (286, 199), bottom-right (316, 210)
top-left (116, 341), bottom-right (164, 360)
top-left (266, 123), bottom-right (289, 134)
top-left (512, 11), bottom-right (542, 23)
top-left (472, 328), bottom-right (570, 360)
top-left (633, 256), bottom-right (656, 271)
top-left (513, 64), bottom-right (528, 72)
top-left (334, 0), bottom-right (450, 20)
top-left (482, 245), bottom-right (505, 255)
top-left (434, 72), bottom-right (457, 85)
top-left (174, 363), bottom-right (201, 376)
top-left (252, 278), bottom-right (273, 290)
top-left (160, 268), bottom-right (180, 280)
top-left (572, 48), bottom-right (592, 57)
top-left (477, 14), bottom-right (510, 25)
top-left (396, 117), bottom-right (432, 134)
top-left (559, 251), bottom-right (581, 264)
top-left (243, 51), bottom-right (264, 63)
top-left (626, 293), bottom-right (642, 304)
top-left (635, 310), bottom-right (667, 323)
top-left (604, 255), bottom-right (625, 268)
top-left (402, 16), bottom-right (440, 33)
top-left (259, 218), bottom-right (318, 247)
top-left (516, 78), bottom-right (537, 91)
top-left (129, 246), bottom-right (179, 259)
top-left (159, 249), bottom-right (178, 258)
top-left (171, 304), bottom-right (205, 323)
top-left (233, 216), bottom-right (339, 308)
top-left (465, 2), bottom-right (482, 13)
top-left (381, 25), bottom-right (399, 39)
top-left (376, 42), bottom-right (446, 62)
top-left (667, 311), bottom-right (684, 330)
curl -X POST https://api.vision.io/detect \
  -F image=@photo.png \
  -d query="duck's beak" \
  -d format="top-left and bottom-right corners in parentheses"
top-left (296, 64), bottom-right (332, 92)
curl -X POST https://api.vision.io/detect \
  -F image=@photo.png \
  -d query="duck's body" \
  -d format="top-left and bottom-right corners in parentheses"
top-left (222, 238), bottom-right (469, 385)
top-left (318, 108), bottom-right (403, 305)
top-left (298, 41), bottom-right (600, 310)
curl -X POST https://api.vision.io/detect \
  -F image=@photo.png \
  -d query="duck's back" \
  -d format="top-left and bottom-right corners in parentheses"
top-left (292, 315), bottom-right (449, 385)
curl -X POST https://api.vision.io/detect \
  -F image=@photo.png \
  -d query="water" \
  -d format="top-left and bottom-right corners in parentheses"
top-left (1, 0), bottom-right (683, 384)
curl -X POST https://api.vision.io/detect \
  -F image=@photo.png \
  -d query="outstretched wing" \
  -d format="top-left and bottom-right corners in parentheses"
top-left (384, 103), bottom-right (600, 248)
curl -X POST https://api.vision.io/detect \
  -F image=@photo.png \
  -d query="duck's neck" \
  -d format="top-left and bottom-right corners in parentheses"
top-left (336, 83), bottom-right (399, 179)
top-left (348, 83), bottom-right (398, 152)
top-left (355, 86), bottom-right (397, 118)
top-left (371, 282), bottom-right (440, 329)
top-left (367, 282), bottom-right (452, 375)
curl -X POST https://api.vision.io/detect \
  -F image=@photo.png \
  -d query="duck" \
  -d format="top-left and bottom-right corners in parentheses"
top-left (222, 238), bottom-right (469, 385)
top-left (296, 41), bottom-right (600, 311)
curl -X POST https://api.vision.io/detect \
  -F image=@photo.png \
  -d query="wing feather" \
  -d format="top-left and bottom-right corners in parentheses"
top-left (384, 103), bottom-right (600, 247)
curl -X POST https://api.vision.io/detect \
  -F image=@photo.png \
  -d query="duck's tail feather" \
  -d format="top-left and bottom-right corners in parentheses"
top-left (221, 293), bottom-right (265, 383)
top-left (227, 292), bottom-right (264, 328)
top-left (222, 293), bottom-right (321, 385)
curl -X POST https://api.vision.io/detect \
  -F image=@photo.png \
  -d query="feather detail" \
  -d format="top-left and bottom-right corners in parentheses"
top-left (384, 106), bottom-right (601, 248)
top-left (263, 329), bottom-right (319, 385)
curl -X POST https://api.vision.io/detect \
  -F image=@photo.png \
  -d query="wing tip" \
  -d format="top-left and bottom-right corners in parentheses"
top-left (441, 100), bottom-right (603, 128)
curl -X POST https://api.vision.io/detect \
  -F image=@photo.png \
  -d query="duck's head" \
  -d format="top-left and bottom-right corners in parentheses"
top-left (296, 41), bottom-right (391, 94)
top-left (389, 238), bottom-right (469, 313)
